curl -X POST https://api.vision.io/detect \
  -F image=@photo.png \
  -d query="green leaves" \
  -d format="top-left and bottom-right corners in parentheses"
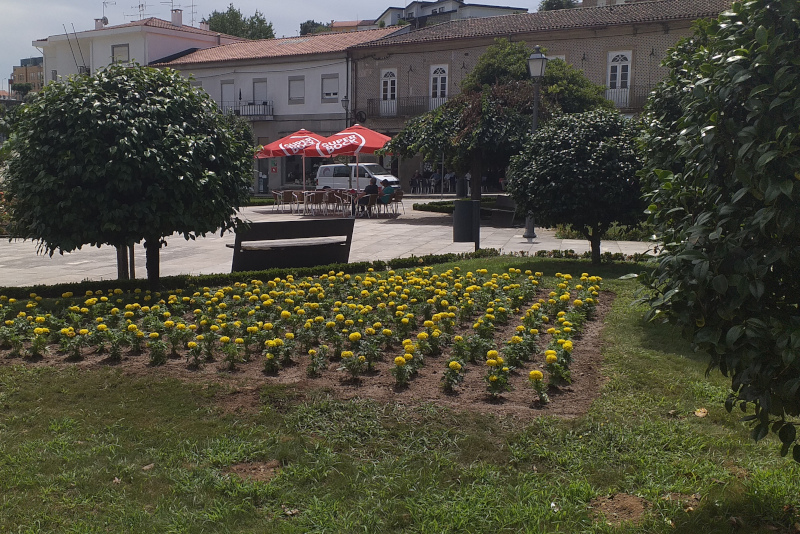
top-left (4, 62), bottom-right (251, 284)
top-left (641, 0), bottom-right (800, 461)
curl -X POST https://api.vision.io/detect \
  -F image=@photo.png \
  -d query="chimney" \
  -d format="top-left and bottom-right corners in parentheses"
top-left (171, 8), bottom-right (183, 26)
top-left (95, 18), bottom-right (104, 30)
top-left (199, 19), bottom-right (209, 31)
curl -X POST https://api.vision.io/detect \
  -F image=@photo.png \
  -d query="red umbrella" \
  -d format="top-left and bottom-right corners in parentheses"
top-left (255, 129), bottom-right (327, 192)
top-left (305, 125), bottom-right (392, 191)
top-left (305, 124), bottom-right (391, 158)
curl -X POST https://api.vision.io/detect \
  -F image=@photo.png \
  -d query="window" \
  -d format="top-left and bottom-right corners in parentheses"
top-left (380, 69), bottom-right (397, 117)
top-left (51, 70), bottom-right (57, 81)
top-left (607, 52), bottom-right (630, 90)
top-left (253, 79), bottom-right (267, 104)
top-left (321, 74), bottom-right (338, 103)
top-left (288, 75), bottom-right (305, 104)
top-left (606, 51), bottom-right (631, 107)
top-left (430, 65), bottom-right (448, 99)
top-left (221, 80), bottom-right (234, 113)
top-left (111, 44), bottom-right (129, 63)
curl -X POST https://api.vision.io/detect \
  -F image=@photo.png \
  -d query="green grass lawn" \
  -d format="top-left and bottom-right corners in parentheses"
top-left (1, 258), bottom-right (797, 533)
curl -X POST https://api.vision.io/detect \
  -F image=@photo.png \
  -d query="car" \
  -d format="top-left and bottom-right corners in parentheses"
top-left (315, 163), bottom-right (400, 191)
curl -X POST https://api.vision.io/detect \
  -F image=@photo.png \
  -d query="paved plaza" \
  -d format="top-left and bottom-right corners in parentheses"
top-left (0, 196), bottom-right (653, 288)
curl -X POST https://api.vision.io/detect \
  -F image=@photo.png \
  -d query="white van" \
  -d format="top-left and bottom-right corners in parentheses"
top-left (315, 163), bottom-right (400, 191)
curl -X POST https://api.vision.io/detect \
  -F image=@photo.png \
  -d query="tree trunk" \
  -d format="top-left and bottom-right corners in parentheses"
top-left (144, 237), bottom-right (161, 292)
top-left (116, 245), bottom-right (129, 280)
top-left (581, 225), bottom-right (603, 265)
top-left (590, 234), bottom-right (602, 265)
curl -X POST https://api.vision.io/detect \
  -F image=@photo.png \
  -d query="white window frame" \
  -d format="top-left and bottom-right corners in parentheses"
top-left (430, 65), bottom-right (448, 99)
top-left (321, 74), bottom-right (339, 103)
top-left (288, 75), bottom-right (305, 105)
top-left (253, 78), bottom-right (267, 104)
top-left (606, 51), bottom-right (632, 108)
top-left (111, 44), bottom-right (129, 63)
top-left (380, 68), bottom-right (397, 117)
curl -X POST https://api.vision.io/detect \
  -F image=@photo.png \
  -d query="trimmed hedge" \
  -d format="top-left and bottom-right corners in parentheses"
top-left (0, 249), bottom-right (502, 299)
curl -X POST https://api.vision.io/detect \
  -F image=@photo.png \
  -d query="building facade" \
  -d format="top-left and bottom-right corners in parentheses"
top-left (34, 9), bottom-right (244, 84)
top-left (9, 57), bottom-right (44, 97)
top-left (159, 27), bottom-right (400, 192)
top-left (349, 0), bottom-right (731, 183)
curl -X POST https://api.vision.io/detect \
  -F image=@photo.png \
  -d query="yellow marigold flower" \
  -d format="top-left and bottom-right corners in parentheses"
top-left (349, 332), bottom-right (362, 342)
top-left (454, 335), bottom-right (463, 343)
top-left (285, 332), bottom-right (295, 340)
top-left (341, 351), bottom-right (353, 358)
top-left (529, 370), bottom-right (544, 381)
top-left (97, 324), bottom-right (108, 332)
top-left (149, 332), bottom-right (159, 339)
top-left (265, 353), bottom-right (275, 360)
top-left (164, 320), bottom-right (175, 328)
top-left (489, 375), bottom-right (498, 382)
top-left (424, 320), bottom-right (434, 328)
top-left (546, 353), bottom-right (558, 364)
top-left (448, 360), bottom-right (462, 371)
top-left (394, 356), bottom-right (406, 367)
top-left (187, 341), bottom-right (198, 349)
top-left (487, 350), bottom-right (498, 359)
top-left (417, 332), bottom-right (429, 340)
top-left (563, 340), bottom-right (573, 352)
top-left (234, 338), bottom-right (244, 345)
top-left (78, 328), bottom-right (89, 336)
top-left (382, 329), bottom-right (392, 336)
top-left (510, 336), bottom-right (523, 344)
top-left (486, 359), bottom-right (498, 367)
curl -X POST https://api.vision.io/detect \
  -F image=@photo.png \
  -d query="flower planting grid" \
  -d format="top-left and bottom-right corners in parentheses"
top-left (0, 268), bottom-right (608, 420)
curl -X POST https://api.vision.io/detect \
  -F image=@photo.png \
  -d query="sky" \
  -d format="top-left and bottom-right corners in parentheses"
top-left (0, 0), bottom-right (538, 92)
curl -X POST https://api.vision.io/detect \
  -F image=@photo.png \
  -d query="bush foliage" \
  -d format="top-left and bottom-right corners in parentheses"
top-left (640, 0), bottom-right (800, 460)
top-left (507, 109), bottom-right (644, 264)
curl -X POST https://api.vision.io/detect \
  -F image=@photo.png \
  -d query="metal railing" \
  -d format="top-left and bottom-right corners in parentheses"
top-left (218, 101), bottom-right (274, 118)
top-left (367, 95), bottom-right (450, 118)
top-left (604, 85), bottom-right (655, 111)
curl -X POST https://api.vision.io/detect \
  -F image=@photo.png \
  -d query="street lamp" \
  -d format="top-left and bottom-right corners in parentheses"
top-left (523, 45), bottom-right (548, 241)
top-left (341, 95), bottom-right (350, 127)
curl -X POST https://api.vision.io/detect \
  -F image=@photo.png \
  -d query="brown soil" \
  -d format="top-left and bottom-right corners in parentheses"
top-left (590, 493), bottom-right (651, 527)
top-left (0, 295), bottom-right (613, 422)
top-left (227, 460), bottom-right (281, 483)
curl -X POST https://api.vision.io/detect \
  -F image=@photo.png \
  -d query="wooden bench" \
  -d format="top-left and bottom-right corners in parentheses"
top-left (481, 195), bottom-right (519, 227)
top-left (229, 219), bottom-right (355, 272)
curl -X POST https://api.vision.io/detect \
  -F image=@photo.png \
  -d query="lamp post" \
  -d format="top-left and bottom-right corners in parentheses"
top-left (341, 95), bottom-right (350, 128)
top-left (523, 45), bottom-right (548, 241)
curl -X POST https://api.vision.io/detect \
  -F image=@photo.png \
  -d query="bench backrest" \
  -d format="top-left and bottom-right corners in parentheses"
top-left (495, 195), bottom-right (517, 210)
top-left (234, 219), bottom-right (355, 249)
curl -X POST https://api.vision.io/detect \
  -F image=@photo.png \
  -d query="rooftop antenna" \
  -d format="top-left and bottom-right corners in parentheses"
top-left (124, 2), bottom-right (153, 20)
top-left (102, 0), bottom-right (116, 18)
top-left (62, 24), bottom-right (80, 70)
top-left (71, 23), bottom-right (88, 68)
top-left (185, 0), bottom-right (197, 25)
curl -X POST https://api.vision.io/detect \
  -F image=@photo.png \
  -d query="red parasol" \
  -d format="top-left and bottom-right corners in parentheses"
top-left (305, 125), bottom-right (392, 191)
top-left (255, 129), bottom-right (327, 192)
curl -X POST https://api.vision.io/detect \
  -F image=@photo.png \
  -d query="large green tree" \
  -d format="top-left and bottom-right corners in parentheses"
top-left (507, 110), bottom-right (644, 264)
top-left (299, 20), bottom-right (330, 35)
top-left (207, 4), bottom-right (274, 40)
top-left (387, 39), bottom-right (611, 196)
top-left (3, 63), bottom-right (252, 290)
top-left (10, 83), bottom-right (32, 99)
top-left (538, 0), bottom-right (578, 11)
top-left (640, 1), bottom-right (800, 460)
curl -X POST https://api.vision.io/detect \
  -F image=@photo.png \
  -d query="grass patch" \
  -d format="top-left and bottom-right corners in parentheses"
top-left (0, 259), bottom-right (798, 532)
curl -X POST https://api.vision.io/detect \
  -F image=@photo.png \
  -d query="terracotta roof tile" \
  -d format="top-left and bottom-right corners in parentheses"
top-left (354, 0), bottom-right (732, 48)
top-left (158, 27), bottom-right (401, 65)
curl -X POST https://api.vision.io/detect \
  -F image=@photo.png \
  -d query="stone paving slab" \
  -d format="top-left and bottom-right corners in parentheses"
top-left (0, 202), bottom-right (654, 288)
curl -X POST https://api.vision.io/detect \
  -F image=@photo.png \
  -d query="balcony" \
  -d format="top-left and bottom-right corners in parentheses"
top-left (604, 85), bottom-right (655, 112)
top-left (367, 96), bottom-right (450, 118)
top-left (218, 101), bottom-right (274, 120)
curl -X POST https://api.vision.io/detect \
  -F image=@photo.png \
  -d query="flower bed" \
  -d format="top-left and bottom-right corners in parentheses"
top-left (0, 266), bottom-right (603, 411)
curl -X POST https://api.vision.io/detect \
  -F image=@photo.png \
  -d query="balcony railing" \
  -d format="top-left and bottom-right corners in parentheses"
top-left (219, 101), bottom-right (274, 118)
top-left (604, 85), bottom-right (655, 111)
top-left (367, 96), bottom-right (450, 118)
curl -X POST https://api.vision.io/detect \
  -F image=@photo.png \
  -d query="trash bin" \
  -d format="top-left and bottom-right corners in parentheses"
top-left (455, 177), bottom-right (468, 198)
top-left (453, 200), bottom-right (481, 247)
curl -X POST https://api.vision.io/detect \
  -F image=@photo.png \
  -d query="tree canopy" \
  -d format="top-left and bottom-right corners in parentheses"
top-left (3, 63), bottom-right (253, 289)
top-left (10, 83), bottom-right (33, 99)
top-left (387, 39), bottom-right (612, 192)
top-left (640, 0), bottom-right (800, 461)
top-left (507, 110), bottom-right (644, 264)
top-left (299, 20), bottom-right (331, 35)
top-left (207, 4), bottom-right (274, 40)
top-left (538, 0), bottom-right (578, 11)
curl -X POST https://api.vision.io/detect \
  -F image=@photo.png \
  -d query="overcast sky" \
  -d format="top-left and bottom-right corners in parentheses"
top-left (1, 0), bottom-right (538, 92)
